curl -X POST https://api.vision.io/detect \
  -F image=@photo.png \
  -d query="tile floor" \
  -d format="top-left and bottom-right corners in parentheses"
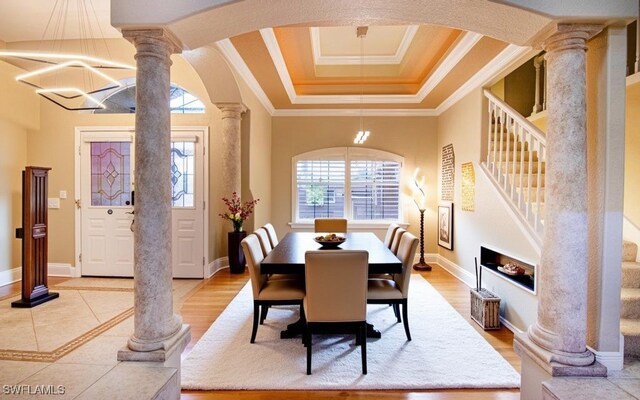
top-left (0, 278), bottom-right (200, 399)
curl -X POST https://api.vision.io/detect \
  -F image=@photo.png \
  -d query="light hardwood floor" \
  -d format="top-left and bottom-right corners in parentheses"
top-left (0, 266), bottom-right (520, 399)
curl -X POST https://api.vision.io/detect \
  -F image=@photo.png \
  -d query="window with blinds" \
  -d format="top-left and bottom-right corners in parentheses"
top-left (296, 159), bottom-right (345, 219)
top-left (350, 160), bottom-right (401, 220)
top-left (293, 148), bottom-right (403, 222)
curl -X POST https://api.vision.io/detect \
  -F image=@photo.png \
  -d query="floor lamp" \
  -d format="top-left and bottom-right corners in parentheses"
top-left (412, 168), bottom-right (432, 271)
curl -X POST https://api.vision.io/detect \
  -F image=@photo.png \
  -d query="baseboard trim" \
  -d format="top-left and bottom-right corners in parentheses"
top-left (0, 267), bottom-right (22, 287)
top-left (207, 257), bottom-right (229, 278)
top-left (431, 254), bottom-right (523, 334)
top-left (48, 263), bottom-right (76, 277)
top-left (434, 254), bottom-right (476, 288)
top-left (500, 316), bottom-right (524, 334)
top-left (588, 335), bottom-right (624, 371)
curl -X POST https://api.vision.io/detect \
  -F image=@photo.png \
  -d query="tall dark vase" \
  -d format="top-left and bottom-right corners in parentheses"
top-left (228, 231), bottom-right (247, 274)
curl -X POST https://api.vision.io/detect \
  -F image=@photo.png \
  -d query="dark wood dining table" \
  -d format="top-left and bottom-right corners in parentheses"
top-left (261, 231), bottom-right (402, 339)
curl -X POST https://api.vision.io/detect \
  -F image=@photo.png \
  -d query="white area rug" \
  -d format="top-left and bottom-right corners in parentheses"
top-left (182, 274), bottom-right (520, 390)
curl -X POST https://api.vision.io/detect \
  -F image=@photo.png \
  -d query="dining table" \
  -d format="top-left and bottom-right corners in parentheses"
top-left (261, 231), bottom-right (402, 339)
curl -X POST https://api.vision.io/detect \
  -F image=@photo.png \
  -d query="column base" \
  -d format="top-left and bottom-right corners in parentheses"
top-left (118, 324), bottom-right (191, 363)
top-left (514, 332), bottom-right (607, 400)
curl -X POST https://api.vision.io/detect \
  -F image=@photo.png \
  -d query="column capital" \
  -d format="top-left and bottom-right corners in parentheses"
top-left (122, 28), bottom-right (183, 56)
top-left (543, 24), bottom-right (603, 53)
top-left (215, 102), bottom-right (246, 119)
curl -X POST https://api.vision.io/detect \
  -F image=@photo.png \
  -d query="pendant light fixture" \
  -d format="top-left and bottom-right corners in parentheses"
top-left (0, 0), bottom-right (135, 111)
top-left (354, 26), bottom-right (370, 145)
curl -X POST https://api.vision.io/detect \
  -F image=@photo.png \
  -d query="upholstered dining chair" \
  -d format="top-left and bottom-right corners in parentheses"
top-left (383, 223), bottom-right (400, 249)
top-left (314, 218), bottom-right (347, 233)
top-left (389, 227), bottom-right (407, 255)
top-left (367, 232), bottom-right (419, 341)
top-left (303, 250), bottom-right (369, 375)
top-left (262, 223), bottom-right (279, 248)
top-left (254, 227), bottom-right (273, 257)
top-left (241, 234), bottom-right (305, 343)
top-left (369, 223), bottom-right (401, 280)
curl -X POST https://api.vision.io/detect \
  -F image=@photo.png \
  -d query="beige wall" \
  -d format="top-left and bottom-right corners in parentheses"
top-left (437, 87), bottom-right (539, 331)
top-left (13, 38), bottom-right (256, 268)
top-left (625, 78), bottom-right (640, 227)
top-left (585, 27), bottom-right (626, 353)
top-left (0, 60), bottom-right (39, 274)
top-left (0, 120), bottom-right (28, 273)
top-left (271, 116), bottom-right (438, 248)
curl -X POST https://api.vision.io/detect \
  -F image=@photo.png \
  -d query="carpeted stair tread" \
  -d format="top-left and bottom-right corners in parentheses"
top-left (624, 241), bottom-right (638, 262)
top-left (621, 318), bottom-right (640, 336)
top-left (621, 288), bottom-right (640, 319)
top-left (623, 262), bottom-right (640, 288)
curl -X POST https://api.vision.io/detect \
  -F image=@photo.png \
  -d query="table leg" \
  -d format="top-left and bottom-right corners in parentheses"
top-left (366, 322), bottom-right (381, 339)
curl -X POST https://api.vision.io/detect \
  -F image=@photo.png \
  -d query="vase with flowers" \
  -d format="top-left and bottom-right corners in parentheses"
top-left (220, 192), bottom-right (259, 273)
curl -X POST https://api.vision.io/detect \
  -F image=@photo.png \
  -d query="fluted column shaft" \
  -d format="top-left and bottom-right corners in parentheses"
top-left (527, 24), bottom-right (602, 366)
top-left (123, 29), bottom-right (182, 351)
top-left (216, 103), bottom-right (245, 196)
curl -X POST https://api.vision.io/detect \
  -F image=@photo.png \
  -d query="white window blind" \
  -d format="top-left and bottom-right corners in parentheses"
top-left (296, 159), bottom-right (345, 219)
top-left (350, 159), bottom-right (401, 220)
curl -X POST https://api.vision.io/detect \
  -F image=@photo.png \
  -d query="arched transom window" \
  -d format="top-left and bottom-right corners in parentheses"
top-left (92, 79), bottom-right (205, 114)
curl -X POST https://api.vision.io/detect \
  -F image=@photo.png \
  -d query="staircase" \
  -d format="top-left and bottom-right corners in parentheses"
top-left (481, 89), bottom-right (546, 247)
top-left (621, 240), bottom-right (640, 356)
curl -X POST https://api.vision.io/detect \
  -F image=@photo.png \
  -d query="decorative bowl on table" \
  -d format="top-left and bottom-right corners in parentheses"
top-left (314, 233), bottom-right (346, 248)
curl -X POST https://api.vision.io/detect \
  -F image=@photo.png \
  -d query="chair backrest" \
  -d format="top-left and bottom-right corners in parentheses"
top-left (254, 228), bottom-right (273, 257)
top-left (314, 218), bottom-right (347, 233)
top-left (262, 223), bottom-right (279, 247)
top-left (241, 234), bottom-right (267, 298)
top-left (383, 223), bottom-right (400, 248)
top-left (304, 250), bottom-right (368, 323)
top-left (390, 228), bottom-right (406, 255)
top-left (394, 232), bottom-right (419, 297)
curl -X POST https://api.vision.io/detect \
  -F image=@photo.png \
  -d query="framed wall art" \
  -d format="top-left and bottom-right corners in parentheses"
top-left (438, 203), bottom-right (453, 250)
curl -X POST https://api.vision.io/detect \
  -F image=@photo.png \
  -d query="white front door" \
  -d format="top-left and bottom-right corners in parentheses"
top-left (80, 131), bottom-right (135, 277)
top-left (78, 128), bottom-right (207, 278)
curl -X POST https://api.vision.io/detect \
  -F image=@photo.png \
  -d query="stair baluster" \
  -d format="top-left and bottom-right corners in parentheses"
top-left (482, 89), bottom-right (546, 246)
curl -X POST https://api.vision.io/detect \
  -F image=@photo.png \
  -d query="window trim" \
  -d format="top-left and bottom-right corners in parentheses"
top-left (291, 147), bottom-right (406, 225)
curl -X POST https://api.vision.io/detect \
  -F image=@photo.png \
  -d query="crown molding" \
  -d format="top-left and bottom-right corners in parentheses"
top-left (415, 31), bottom-right (483, 99)
top-left (309, 26), bottom-right (419, 66)
top-left (261, 28), bottom-right (486, 105)
top-left (272, 108), bottom-right (439, 117)
top-left (215, 39), bottom-right (275, 115)
top-left (221, 31), bottom-right (529, 117)
top-left (259, 28), bottom-right (298, 102)
top-left (436, 44), bottom-right (530, 114)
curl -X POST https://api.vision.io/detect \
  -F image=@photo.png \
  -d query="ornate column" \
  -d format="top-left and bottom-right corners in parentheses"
top-left (216, 103), bottom-right (245, 196)
top-left (118, 29), bottom-right (190, 364)
top-left (514, 24), bottom-right (604, 399)
top-left (532, 55), bottom-right (543, 114)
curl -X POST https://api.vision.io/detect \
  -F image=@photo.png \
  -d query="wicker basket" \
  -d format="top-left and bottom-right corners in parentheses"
top-left (470, 289), bottom-right (501, 330)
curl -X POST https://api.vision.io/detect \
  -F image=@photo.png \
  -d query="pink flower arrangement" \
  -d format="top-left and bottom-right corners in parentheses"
top-left (219, 192), bottom-right (259, 232)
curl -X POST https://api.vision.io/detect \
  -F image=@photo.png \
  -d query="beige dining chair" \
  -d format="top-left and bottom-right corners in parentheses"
top-left (262, 223), bottom-right (279, 247)
top-left (304, 250), bottom-right (369, 375)
top-left (254, 227), bottom-right (273, 257)
top-left (314, 218), bottom-right (347, 233)
top-left (383, 223), bottom-right (400, 249)
top-left (389, 227), bottom-right (407, 255)
top-left (367, 232), bottom-right (419, 341)
top-left (241, 234), bottom-right (305, 343)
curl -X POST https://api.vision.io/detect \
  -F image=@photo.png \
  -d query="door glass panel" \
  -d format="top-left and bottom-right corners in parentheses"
top-left (90, 142), bottom-right (131, 206)
top-left (171, 142), bottom-right (195, 208)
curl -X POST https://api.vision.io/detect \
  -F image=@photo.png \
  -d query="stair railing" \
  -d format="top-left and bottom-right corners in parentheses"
top-left (483, 89), bottom-right (546, 243)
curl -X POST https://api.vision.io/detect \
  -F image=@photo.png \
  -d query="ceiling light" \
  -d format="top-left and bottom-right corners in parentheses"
top-left (354, 26), bottom-right (370, 145)
top-left (0, 0), bottom-right (135, 111)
